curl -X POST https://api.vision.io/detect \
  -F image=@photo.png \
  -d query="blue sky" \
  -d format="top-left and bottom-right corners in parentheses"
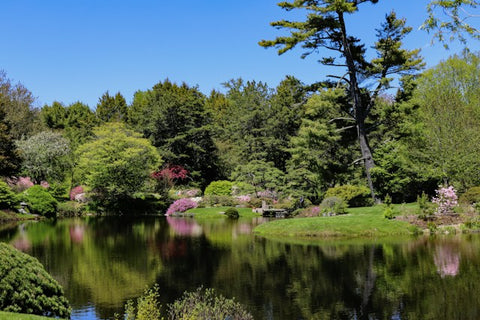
top-left (1, 0), bottom-right (478, 108)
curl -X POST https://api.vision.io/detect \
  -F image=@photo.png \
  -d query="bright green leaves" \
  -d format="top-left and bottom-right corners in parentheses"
top-left (422, 0), bottom-right (480, 47)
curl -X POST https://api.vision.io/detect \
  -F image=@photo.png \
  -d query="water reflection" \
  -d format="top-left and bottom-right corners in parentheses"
top-left (1, 217), bottom-right (480, 319)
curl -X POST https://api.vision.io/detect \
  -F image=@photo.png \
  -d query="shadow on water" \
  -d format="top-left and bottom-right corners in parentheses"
top-left (1, 216), bottom-right (480, 319)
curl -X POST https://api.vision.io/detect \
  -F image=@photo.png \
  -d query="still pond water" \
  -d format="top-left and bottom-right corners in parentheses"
top-left (1, 216), bottom-right (480, 319)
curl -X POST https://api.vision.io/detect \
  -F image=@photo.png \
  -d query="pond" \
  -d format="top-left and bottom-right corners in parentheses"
top-left (1, 216), bottom-right (480, 319)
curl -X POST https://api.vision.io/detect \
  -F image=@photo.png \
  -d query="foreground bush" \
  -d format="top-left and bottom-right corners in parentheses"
top-left (324, 185), bottom-right (372, 207)
top-left (319, 196), bottom-right (347, 215)
top-left (168, 287), bottom-right (253, 320)
top-left (121, 286), bottom-right (252, 320)
top-left (0, 181), bottom-right (16, 210)
top-left (0, 243), bottom-right (71, 318)
top-left (21, 186), bottom-right (58, 218)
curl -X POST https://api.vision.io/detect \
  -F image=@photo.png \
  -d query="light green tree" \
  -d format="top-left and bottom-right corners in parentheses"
top-left (260, 1), bottom-right (423, 200)
top-left (422, 0), bottom-right (480, 47)
top-left (16, 131), bottom-right (71, 183)
top-left (75, 122), bottom-right (161, 207)
top-left (407, 51), bottom-right (480, 190)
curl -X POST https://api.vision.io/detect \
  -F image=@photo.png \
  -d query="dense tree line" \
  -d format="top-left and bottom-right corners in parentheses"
top-left (2, 53), bottom-right (480, 210)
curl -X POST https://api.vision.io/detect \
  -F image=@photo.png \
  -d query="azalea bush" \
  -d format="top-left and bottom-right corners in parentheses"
top-left (7, 176), bottom-right (34, 192)
top-left (432, 186), bottom-right (458, 215)
top-left (69, 185), bottom-right (85, 201)
top-left (166, 198), bottom-right (198, 215)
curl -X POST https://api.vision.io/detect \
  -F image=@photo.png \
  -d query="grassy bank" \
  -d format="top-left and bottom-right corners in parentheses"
top-left (0, 311), bottom-right (58, 320)
top-left (187, 206), bottom-right (260, 220)
top-left (254, 204), bottom-right (419, 238)
top-left (0, 210), bottom-right (38, 223)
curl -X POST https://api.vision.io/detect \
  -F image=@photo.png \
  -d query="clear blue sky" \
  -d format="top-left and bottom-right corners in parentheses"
top-left (1, 0), bottom-right (478, 108)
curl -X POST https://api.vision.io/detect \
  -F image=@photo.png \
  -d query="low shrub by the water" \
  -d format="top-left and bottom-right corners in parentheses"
top-left (225, 207), bottom-right (239, 219)
top-left (20, 186), bottom-right (58, 218)
top-left (200, 195), bottom-right (238, 207)
top-left (166, 198), bottom-right (198, 215)
top-left (0, 243), bottom-right (71, 318)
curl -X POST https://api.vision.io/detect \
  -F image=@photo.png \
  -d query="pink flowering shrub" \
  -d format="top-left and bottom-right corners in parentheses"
top-left (7, 177), bottom-right (34, 192)
top-left (70, 186), bottom-right (85, 201)
top-left (166, 198), bottom-right (198, 216)
top-left (40, 181), bottom-right (50, 189)
top-left (432, 186), bottom-right (458, 215)
top-left (236, 195), bottom-right (251, 203)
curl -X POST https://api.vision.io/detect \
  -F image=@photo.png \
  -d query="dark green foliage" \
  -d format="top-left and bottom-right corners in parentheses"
top-left (200, 195), bottom-right (238, 207)
top-left (417, 192), bottom-right (435, 219)
top-left (128, 80), bottom-right (220, 187)
top-left (56, 201), bottom-right (86, 217)
top-left (324, 185), bottom-right (373, 207)
top-left (168, 287), bottom-right (253, 320)
top-left (225, 207), bottom-right (239, 219)
top-left (204, 180), bottom-right (233, 196)
top-left (21, 185), bottom-right (58, 218)
top-left (95, 91), bottom-right (128, 123)
top-left (0, 181), bottom-right (16, 209)
top-left (0, 106), bottom-right (21, 176)
top-left (0, 243), bottom-right (71, 318)
top-left (319, 196), bottom-right (347, 215)
top-left (460, 186), bottom-right (480, 204)
top-left (231, 160), bottom-right (285, 195)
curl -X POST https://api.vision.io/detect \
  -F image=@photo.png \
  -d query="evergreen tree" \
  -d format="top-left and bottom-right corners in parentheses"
top-left (0, 106), bottom-right (20, 176)
top-left (260, 2), bottom-right (423, 200)
top-left (95, 91), bottom-right (128, 123)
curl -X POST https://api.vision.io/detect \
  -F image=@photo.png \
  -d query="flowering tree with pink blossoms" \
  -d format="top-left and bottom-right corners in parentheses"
top-left (432, 186), bottom-right (458, 215)
top-left (166, 198), bottom-right (198, 216)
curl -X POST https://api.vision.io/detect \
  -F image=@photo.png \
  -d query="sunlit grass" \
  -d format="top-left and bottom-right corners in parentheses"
top-left (254, 204), bottom-right (420, 238)
top-left (187, 206), bottom-right (259, 220)
top-left (0, 311), bottom-right (60, 320)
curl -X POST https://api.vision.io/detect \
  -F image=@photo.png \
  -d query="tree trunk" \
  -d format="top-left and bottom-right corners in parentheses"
top-left (337, 10), bottom-right (378, 202)
top-left (358, 120), bottom-right (378, 203)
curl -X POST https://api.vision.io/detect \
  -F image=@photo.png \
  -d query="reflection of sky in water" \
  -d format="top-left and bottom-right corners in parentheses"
top-left (71, 304), bottom-right (96, 320)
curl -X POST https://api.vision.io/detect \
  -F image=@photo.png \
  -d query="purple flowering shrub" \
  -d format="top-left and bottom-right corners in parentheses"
top-left (432, 186), bottom-right (458, 215)
top-left (166, 198), bottom-right (198, 216)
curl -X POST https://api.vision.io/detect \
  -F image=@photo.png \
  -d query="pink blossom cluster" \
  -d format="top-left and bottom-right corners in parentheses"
top-left (176, 189), bottom-right (201, 198)
top-left (166, 198), bottom-right (198, 216)
top-left (40, 181), bottom-right (50, 189)
top-left (236, 195), bottom-right (251, 203)
top-left (70, 186), bottom-right (85, 201)
top-left (7, 176), bottom-right (34, 192)
top-left (432, 186), bottom-right (458, 215)
top-left (256, 190), bottom-right (277, 198)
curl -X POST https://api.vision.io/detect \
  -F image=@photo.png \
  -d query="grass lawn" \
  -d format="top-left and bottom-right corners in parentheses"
top-left (0, 311), bottom-right (59, 320)
top-left (186, 206), bottom-right (260, 220)
top-left (254, 203), bottom-right (420, 239)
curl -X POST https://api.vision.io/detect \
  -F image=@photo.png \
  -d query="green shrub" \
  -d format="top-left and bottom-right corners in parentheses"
top-left (0, 181), bottom-right (16, 210)
top-left (121, 285), bottom-right (162, 320)
top-left (201, 195), bottom-right (238, 207)
top-left (21, 186), bottom-right (58, 218)
top-left (383, 194), bottom-right (396, 219)
top-left (204, 180), bottom-right (233, 196)
top-left (57, 201), bottom-right (86, 217)
top-left (417, 192), bottom-right (434, 219)
top-left (460, 186), bottom-right (480, 204)
top-left (0, 243), bottom-right (71, 318)
top-left (324, 185), bottom-right (372, 207)
top-left (47, 182), bottom-right (68, 201)
top-left (168, 287), bottom-right (253, 320)
top-left (319, 196), bottom-right (347, 215)
top-left (225, 207), bottom-right (239, 219)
